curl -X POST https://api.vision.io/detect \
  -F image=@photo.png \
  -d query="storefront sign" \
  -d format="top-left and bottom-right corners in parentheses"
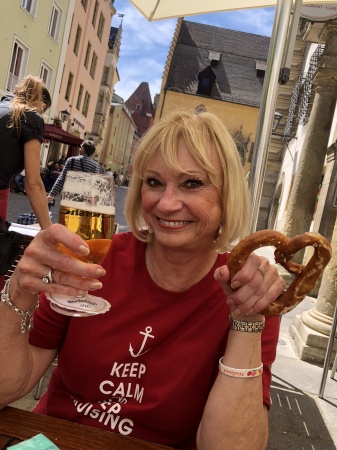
top-left (301, 3), bottom-right (337, 21)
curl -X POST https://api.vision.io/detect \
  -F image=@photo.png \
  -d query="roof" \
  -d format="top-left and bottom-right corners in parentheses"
top-left (166, 20), bottom-right (270, 107)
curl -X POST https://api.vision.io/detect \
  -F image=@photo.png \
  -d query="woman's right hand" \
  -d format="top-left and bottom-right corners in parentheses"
top-left (11, 224), bottom-right (106, 299)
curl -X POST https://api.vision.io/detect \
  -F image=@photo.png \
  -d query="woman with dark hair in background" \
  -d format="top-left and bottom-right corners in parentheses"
top-left (0, 75), bottom-right (52, 230)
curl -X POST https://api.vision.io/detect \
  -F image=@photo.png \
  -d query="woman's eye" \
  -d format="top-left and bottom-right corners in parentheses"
top-left (184, 178), bottom-right (204, 189)
top-left (145, 177), bottom-right (162, 187)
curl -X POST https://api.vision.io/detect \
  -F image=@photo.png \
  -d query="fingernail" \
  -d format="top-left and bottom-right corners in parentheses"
top-left (89, 281), bottom-right (103, 289)
top-left (78, 290), bottom-right (88, 295)
top-left (227, 299), bottom-right (234, 306)
top-left (231, 281), bottom-right (242, 290)
top-left (79, 245), bottom-right (90, 255)
top-left (96, 268), bottom-right (106, 276)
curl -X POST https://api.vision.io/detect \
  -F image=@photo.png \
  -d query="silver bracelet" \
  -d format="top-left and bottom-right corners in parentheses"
top-left (0, 278), bottom-right (39, 333)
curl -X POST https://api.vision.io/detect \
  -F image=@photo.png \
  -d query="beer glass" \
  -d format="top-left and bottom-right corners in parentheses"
top-left (46, 171), bottom-right (115, 317)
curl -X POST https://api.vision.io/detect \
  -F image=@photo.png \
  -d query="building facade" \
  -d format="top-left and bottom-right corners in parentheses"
top-left (155, 19), bottom-right (269, 174)
top-left (52, 0), bottom-right (116, 161)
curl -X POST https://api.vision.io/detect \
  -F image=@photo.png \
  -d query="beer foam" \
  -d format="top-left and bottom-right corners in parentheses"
top-left (60, 200), bottom-right (115, 215)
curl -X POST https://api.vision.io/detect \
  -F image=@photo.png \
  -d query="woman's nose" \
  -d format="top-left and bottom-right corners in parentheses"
top-left (157, 185), bottom-right (183, 212)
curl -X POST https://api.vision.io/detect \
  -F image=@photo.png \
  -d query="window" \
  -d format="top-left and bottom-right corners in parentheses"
top-left (7, 39), bottom-right (29, 92)
top-left (197, 67), bottom-right (216, 96)
top-left (84, 42), bottom-right (91, 69)
top-left (82, 91), bottom-right (91, 117)
top-left (40, 62), bottom-right (53, 89)
top-left (89, 52), bottom-right (98, 79)
top-left (65, 72), bottom-right (73, 101)
top-left (92, 1), bottom-right (99, 27)
top-left (48, 3), bottom-right (63, 42)
top-left (135, 104), bottom-right (141, 110)
top-left (76, 84), bottom-right (84, 110)
top-left (97, 13), bottom-right (105, 41)
top-left (102, 66), bottom-right (109, 85)
top-left (21, 0), bottom-right (38, 17)
top-left (73, 25), bottom-right (82, 56)
top-left (81, 0), bottom-right (88, 11)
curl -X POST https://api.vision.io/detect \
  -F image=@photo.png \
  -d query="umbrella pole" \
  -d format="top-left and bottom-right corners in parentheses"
top-left (248, 0), bottom-right (301, 232)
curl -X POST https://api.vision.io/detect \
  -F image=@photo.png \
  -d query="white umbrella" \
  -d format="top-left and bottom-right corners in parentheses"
top-left (128, 0), bottom-right (332, 21)
top-left (128, 0), bottom-right (331, 231)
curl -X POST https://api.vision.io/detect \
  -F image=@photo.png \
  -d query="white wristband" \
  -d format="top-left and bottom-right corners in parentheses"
top-left (219, 357), bottom-right (263, 378)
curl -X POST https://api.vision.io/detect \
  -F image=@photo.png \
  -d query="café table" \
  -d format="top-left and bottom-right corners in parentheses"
top-left (0, 406), bottom-right (174, 449)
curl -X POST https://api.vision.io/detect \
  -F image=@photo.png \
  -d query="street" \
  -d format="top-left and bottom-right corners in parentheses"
top-left (7, 186), bottom-right (130, 233)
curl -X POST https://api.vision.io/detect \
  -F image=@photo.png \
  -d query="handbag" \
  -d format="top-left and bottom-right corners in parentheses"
top-left (0, 219), bottom-right (33, 275)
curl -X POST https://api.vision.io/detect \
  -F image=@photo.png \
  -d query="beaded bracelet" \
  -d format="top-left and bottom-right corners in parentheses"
top-left (0, 278), bottom-right (39, 333)
top-left (229, 316), bottom-right (265, 332)
top-left (219, 357), bottom-right (263, 378)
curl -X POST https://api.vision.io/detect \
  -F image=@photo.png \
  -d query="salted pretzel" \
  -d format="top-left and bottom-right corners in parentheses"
top-left (227, 230), bottom-right (332, 316)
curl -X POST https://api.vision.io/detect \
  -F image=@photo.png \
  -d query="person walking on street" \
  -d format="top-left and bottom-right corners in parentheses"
top-left (0, 75), bottom-right (52, 230)
top-left (117, 173), bottom-right (124, 186)
top-left (14, 169), bottom-right (26, 194)
top-left (47, 141), bottom-right (99, 202)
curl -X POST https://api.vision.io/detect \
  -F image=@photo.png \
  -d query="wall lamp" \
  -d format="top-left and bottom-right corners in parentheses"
top-left (272, 111), bottom-right (296, 140)
top-left (60, 109), bottom-right (70, 122)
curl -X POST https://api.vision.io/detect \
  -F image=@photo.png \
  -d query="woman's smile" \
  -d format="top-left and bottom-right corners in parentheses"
top-left (157, 218), bottom-right (192, 228)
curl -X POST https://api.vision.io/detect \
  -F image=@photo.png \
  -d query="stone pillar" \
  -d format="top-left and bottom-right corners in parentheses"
top-left (283, 72), bottom-right (337, 262)
top-left (288, 24), bottom-right (337, 363)
top-left (289, 217), bottom-right (337, 363)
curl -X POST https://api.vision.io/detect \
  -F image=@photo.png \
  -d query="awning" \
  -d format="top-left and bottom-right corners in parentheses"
top-left (128, 0), bottom-right (333, 20)
top-left (44, 124), bottom-right (83, 146)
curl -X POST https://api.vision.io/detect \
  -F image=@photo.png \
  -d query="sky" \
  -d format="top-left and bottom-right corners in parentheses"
top-left (111, 1), bottom-right (276, 102)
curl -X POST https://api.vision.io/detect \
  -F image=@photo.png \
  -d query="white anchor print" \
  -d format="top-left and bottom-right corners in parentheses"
top-left (129, 326), bottom-right (154, 357)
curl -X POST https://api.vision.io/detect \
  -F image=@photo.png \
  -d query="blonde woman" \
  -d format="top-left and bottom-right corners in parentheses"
top-left (0, 110), bottom-right (284, 450)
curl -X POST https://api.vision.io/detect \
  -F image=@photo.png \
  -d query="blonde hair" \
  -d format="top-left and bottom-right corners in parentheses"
top-left (9, 75), bottom-right (51, 130)
top-left (124, 109), bottom-right (250, 252)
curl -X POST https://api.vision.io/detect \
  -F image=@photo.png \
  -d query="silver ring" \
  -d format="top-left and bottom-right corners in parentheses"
top-left (42, 269), bottom-right (53, 284)
top-left (257, 267), bottom-right (266, 278)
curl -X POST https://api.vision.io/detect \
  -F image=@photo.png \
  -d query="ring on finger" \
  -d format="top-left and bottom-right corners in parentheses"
top-left (42, 269), bottom-right (53, 284)
top-left (256, 267), bottom-right (266, 279)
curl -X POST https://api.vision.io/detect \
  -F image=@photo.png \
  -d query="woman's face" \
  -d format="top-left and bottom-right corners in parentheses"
top-left (141, 137), bottom-right (223, 250)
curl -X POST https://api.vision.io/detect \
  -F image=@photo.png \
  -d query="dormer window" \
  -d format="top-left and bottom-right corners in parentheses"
top-left (197, 66), bottom-right (216, 96)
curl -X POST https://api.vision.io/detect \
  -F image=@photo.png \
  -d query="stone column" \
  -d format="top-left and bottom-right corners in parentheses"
top-left (288, 24), bottom-right (337, 363)
top-left (283, 71), bottom-right (337, 261)
top-left (290, 217), bottom-right (337, 363)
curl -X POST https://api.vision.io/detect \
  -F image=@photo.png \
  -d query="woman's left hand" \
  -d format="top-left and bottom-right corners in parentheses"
top-left (214, 253), bottom-right (285, 317)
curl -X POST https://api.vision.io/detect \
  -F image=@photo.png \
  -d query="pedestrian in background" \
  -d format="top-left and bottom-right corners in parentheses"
top-left (14, 169), bottom-right (26, 195)
top-left (47, 141), bottom-right (99, 202)
top-left (117, 173), bottom-right (124, 186)
top-left (0, 75), bottom-right (52, 230)
top-left (43, 162), bottom-right (62, 192)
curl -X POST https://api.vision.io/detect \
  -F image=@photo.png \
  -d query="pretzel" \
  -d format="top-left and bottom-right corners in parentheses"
top-left (227, 230), bottom-right (332, 316)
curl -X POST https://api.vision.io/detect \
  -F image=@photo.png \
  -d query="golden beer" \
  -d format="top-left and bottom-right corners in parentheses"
top-left (59, 171), bottom-right (115, 240)
top-left (58, 205), bottom-right (115, 240)
top-left (57, 239), bottom-right (112, 264)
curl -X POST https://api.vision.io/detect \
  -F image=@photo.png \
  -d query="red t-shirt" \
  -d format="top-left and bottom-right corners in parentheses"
top-left (29, 232), bottom-right (280, 449)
